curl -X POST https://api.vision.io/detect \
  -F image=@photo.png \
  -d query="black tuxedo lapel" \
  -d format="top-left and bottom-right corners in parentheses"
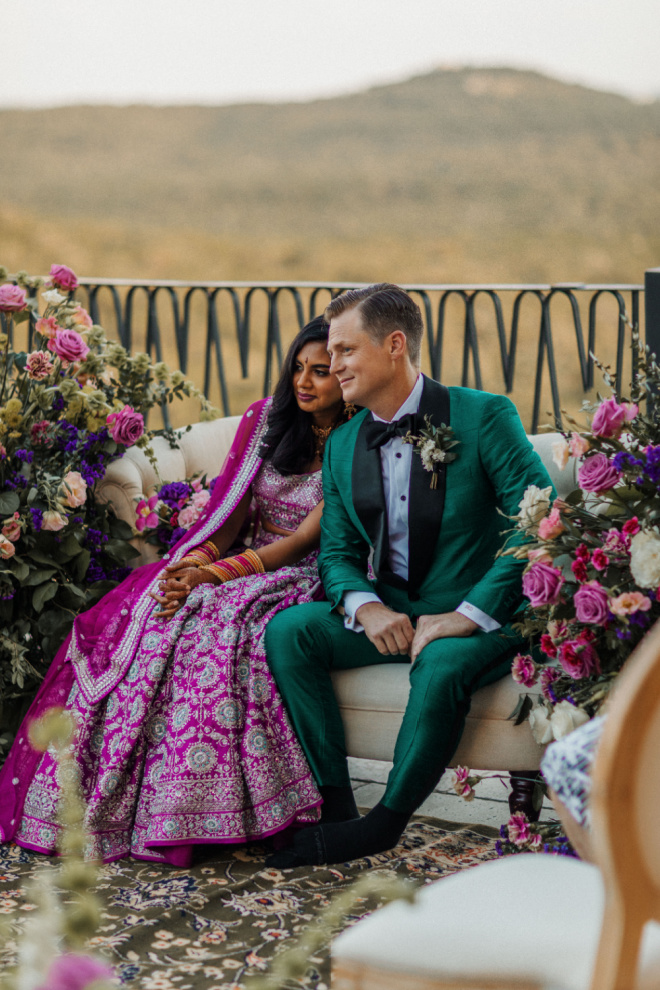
top-left (352, 413), bottom-right (390, 578)
top-left (408, 377), bottom-right (450, 591)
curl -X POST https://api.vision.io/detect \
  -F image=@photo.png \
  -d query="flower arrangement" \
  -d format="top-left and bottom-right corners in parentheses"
top-left (506, 331), bottom-right (660, 742)
top-left (0, 265), bottom-right (218, 730)
top-left (135, 474), bottom-right (214, 555)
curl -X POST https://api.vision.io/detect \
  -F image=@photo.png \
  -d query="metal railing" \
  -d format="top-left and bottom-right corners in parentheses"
top-left (4, 277), bottom-right (650, 432)
top-left (72, 278), bottom-right (647, 433)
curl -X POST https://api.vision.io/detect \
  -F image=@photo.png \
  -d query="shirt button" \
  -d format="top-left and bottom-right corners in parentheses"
top-left (396, 452), bottom-right (402, 459)
top-left (400, 495), bottom-right (407, 502)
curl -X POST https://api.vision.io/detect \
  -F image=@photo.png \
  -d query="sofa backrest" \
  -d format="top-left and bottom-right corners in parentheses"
top-left (95, 417), bottom-right (578, 565)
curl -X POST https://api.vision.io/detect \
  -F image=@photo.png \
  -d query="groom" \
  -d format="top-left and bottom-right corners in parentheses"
top-left (265, 283), bottom-right (554, 866)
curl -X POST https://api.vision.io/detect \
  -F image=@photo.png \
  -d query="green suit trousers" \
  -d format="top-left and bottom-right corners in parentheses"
top-left (265, 601), bottom-right (523, 815)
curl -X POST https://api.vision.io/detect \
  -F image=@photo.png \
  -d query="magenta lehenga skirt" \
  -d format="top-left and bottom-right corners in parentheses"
top-left (12, 555), bottom-right (322, 865)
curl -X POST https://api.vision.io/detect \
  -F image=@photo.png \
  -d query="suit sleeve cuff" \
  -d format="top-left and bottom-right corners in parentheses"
top-left (343, 591), bottom-right (382, 632)
top-left (457, 600), bottom-right (501, 633)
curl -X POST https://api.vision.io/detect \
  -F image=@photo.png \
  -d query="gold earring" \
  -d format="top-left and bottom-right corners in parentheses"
top-left (344, 402), bottom-right (357, 420)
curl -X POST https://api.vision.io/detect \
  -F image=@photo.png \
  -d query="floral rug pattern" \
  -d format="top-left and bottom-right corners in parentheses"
top-left (0, 815), bottom-right (499, 989)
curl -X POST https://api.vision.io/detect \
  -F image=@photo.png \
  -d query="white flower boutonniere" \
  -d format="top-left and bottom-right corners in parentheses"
top-left (402, 414), bottom-right (459, 489)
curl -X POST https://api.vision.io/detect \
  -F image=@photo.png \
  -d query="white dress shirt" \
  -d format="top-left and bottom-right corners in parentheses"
top-left (343, 375), bottom-right (500, 633)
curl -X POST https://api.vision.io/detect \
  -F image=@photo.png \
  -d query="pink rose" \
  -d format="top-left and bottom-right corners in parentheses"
top-left (178, 504), bottom-right (200, 529)
top-left (35, 316), bottom-right (59, 339)
top-left (26, 350), bottom-right (54, 381)
top-left (41, 510), bottom-right (67, 532)
top-left (2, 512), bottom-right (21, 543)
top-left (507, 813), bottom-right (531, 847)
top-left (622, 517), bottom-right (640, 537)
top-left (0, 283), bottom-right (27, 312)
top-left (0, 534), bottom-right (16, 559)
top-left (540, 666), bottom-right (560, 700)
top-left (569, 432), bottom-right (590, 457)
top-left (106, 405), bottom-right (144, 446)
top-left (540, 634), bottom-right (558, 659)
top-left (511, 653), bottom-right (538, 688)
top-left (591, 548), bottom-right (609, 571)
top-left (60, 471), bottom-right (87, 508)
top-left (573, 581), bottom-right (609, 624)
top-left (578, 452), bottom-right (622, 494)
top-left (69, 304), bottom-right (92, 328)
top-left (191, 489), bottom-right (210, 511)
top-left (538, 507), bottom-right (564, 541)
top-left (522, 562), bottom-right (564, 606)
top-left (48, 328), bottom-right (90, 366)
top-left (558, 639), bottom-right (601, 679)
top-left (591, 397), bottom-right (638, 438)
top-left (609, 591), bottom-right (652, 616)
top-left (48, 264), bottom-right (78, 291)
top-left (135, 495), bottom-right (159, 532)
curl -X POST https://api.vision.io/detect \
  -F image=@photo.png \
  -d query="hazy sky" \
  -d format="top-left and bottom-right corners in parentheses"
top-left (2, 0), bottom-right (658, 107)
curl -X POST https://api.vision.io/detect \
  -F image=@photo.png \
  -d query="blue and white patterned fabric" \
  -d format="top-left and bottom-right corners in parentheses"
top-left (540, 715), bottom-right (606, 827)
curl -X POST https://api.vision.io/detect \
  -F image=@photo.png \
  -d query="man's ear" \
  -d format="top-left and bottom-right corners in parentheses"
top-left (389, 329), bottom-right (408, 359)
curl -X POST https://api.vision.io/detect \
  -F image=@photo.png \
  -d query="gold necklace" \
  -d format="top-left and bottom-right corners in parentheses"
top-left (311, 423), bottom-right (333, 460)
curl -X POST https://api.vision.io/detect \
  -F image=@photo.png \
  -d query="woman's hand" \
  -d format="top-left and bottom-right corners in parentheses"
top-left (150, 566), bottom-right (207, 620)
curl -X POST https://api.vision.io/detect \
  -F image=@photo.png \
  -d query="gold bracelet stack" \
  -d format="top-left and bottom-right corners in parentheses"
top-left (176, 540), bottom-right (221, 568)
top-left (200, 548), bottom-right (265, 584)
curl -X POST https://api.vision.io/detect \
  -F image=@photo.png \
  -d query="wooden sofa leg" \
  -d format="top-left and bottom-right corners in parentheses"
top-left (508, 770), bottom-right (543, 822)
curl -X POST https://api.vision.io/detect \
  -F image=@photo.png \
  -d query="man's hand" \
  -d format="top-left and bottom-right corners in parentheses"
top-left (355, 602), bottom-right (414, 656)
top-left (410, 611), bottom-right (478, 664)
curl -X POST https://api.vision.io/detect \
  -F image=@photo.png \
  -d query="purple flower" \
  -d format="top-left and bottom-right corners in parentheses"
top-left (573, 581), bottom-right (610, 624)
top-left (522, 562), bottom-right (565, 606)
top-left (35, 953), bottom-right (114, 990)
top-left (15, 448), bottom-right (34, 463)
top-left (30, 507), bottom-right (43, 532)
top-left (578, 453), bottom-right (622, 494)
top-left (159, 482), bottom-right (191, 507)
top-left (52, 392), bottom-right (66, 413)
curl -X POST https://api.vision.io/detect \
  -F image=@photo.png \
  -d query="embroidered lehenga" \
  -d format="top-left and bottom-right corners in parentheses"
top-left (0, 399), bottom-right (322, 864)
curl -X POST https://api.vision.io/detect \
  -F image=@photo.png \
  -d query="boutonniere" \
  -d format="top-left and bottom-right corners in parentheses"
top-left (402, 415), bottom-right (459, 489)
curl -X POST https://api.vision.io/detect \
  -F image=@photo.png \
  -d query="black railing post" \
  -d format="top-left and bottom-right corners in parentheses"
top-left (645, 268), bottom-right (660, 360)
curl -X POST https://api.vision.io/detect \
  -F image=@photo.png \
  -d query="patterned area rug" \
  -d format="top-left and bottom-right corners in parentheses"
top-left (0, 815), bottom-right (499, 989)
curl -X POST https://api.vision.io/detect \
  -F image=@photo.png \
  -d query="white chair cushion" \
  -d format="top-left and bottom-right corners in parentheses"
top-left (333, 854), bottom-right (660, 990)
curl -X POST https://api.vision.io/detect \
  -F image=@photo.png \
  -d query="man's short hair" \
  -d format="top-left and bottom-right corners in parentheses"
top-left (324, 283), bottom-right (424, 366)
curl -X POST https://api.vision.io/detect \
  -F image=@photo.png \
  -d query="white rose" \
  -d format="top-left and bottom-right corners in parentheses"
top-left (549, 701), bottom-right (590, 741)
top-left (528, 703), bottom-right (554, 745)
top-left (517, 484), bottom-right (553, 534)
top-left (42, 288), bottom-right (66, 305)
top-left (630, 529), bottom-right (660, 589)
top-left (552, 438), bottom-right (570, 471)
top-left (420, 440), bottom-right (438, 472)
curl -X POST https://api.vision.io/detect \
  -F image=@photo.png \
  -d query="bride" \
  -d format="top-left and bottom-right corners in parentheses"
top-left (0, 317), bottom-right (349, 865)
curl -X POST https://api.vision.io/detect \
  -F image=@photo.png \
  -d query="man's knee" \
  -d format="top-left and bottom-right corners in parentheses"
top-left (265, 602), bottom-right (332, 675)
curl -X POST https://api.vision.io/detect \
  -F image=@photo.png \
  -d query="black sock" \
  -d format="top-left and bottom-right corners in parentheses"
top-left (266, 802), bottom-right (410, 868)
top-left (319, 785), bottom-right (359, 824)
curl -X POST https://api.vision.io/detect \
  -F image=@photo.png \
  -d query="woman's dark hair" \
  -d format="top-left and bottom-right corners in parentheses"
top-left (260, 316), bottom-right (337, 474)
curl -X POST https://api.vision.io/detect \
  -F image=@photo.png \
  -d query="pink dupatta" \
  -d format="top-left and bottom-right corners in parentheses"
top-left (0, 398), bottom-right (271, 841)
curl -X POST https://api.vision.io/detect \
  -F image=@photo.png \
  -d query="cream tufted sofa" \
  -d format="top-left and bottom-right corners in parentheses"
top-left (96, 420), bottom-right (578, 796)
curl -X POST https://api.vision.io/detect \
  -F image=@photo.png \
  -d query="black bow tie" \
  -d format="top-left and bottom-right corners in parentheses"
top-left (364, 413), bottom-right (418, 451)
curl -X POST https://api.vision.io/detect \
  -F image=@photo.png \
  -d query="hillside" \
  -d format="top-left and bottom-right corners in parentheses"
top-left (1, 67), bottom-right (659, 283)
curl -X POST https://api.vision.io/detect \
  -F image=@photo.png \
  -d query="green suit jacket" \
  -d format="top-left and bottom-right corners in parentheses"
top-left (319, 376), bottom-right (556, 627)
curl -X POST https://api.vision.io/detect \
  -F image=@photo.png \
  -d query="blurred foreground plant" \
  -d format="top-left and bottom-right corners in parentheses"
top-left (0, 707), bottom-right (114, 990)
